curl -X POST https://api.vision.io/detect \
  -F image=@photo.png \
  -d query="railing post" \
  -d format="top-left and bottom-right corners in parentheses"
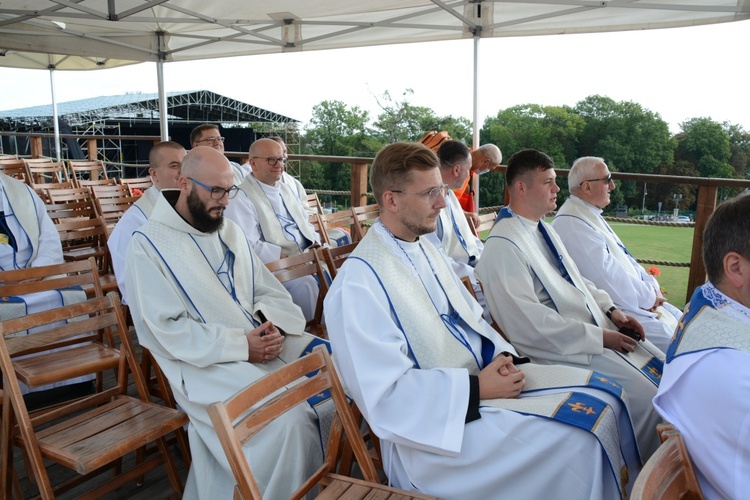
top-left (350, 161), bottom-right (369, 208)
top-left (30, 136), bottom-right (43, 158)
top-left (686, 183), bottom-right (718, 303)
top-left (86, 138), bottom-right (98, 160)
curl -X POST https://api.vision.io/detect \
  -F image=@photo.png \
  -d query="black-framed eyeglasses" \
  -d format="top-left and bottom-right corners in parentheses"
top-left (252, 156), bottom-right (288, 166)
top-left (194, 136), bottom-right (225, 144)
top-left (579, 174), bottom-right (613, 186)
top-left (188, 177), bottom-right (239, 200)
top-left (391, 184), bottom-right (449, 202)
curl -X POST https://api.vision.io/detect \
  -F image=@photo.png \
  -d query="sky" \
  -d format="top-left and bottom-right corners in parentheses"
top-left (0, 19), bottom-right (748, 135)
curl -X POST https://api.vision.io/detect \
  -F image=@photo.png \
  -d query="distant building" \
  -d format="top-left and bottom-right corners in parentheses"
top-left (0, 90), bottom-right (299, 177)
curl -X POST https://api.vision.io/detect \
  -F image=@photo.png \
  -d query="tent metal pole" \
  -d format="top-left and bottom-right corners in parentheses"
top-left (157, 60), bottom-right (168, 141)
top-left (49, 66), bottom-right (61, 161)
top-left (472, 34), bottom-right (480, 211)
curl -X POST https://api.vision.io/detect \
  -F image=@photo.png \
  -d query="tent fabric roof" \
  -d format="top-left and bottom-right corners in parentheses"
top-left (0, 1), bottom-right (748, 70)
top-left (0, 90), bottom-right (299, 124)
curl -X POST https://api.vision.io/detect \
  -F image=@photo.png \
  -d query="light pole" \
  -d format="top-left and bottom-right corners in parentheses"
top-left (642, 182), bottom-right (647, 219)
top-left (672, 193), bottom-right (682, 221)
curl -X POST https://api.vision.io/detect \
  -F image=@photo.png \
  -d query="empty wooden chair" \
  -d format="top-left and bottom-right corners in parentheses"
top-left (93, 193), bottom-right (140, 233)
top-left (54, 216), bottom-right (117, 294)
top-left (89, 182), bottom-right (130, 200)
top-left (46, 186), bottom-right (92, 205)
top-left (45, 187), bottom-right (98, 223)
top-left (320, 210), bottom-right (356, 247)
top-left (307, 192), bottom-right (323, 215)
top-left (266, 250), bottom-right (329, 338)
top-left (24, 160), bottom-right (70, 185)
top-left (68, 160), bottom-right (108, 187)
top-left (78, 177), bottom-right (118, 188)
top-left (0, 159), bottom-right (30, 183)
top-left (631, 427), bottom-right (703, 499)
top-left (470, 211), bottom-right (497, 239)
top-left (351, 204), bottom-right (380, 241)
top-left (31, 181), bottom-right (74, 202)
top-left (119, 176), bottom-right (153, 196)
top-left (0, 292), bottom-right (187, 498)
top-left (207, 345), bottom-right (439, 500)
top-left (319, 242), bottom-right (358, 281)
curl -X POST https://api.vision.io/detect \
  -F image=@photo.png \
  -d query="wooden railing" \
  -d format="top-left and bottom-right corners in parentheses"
top-left (3, 131), bottom-right (746, 302)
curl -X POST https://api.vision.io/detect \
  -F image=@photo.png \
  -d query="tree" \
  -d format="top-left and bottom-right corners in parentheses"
top-left (302, 100), bottom-right (380, 194)
top-left (675, 117), bottom-right (733, 179)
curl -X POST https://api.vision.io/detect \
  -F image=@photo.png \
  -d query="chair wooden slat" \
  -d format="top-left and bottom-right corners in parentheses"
top-left (24, 160), bottom-right (70, 185)
top-left (631, 427), bottom-right (704, 499)
top-left (208, 346), bottom-right (439, 500)
top-left (320, 242), bottom-right (358, 281)
top-left (119, 176), bottom-right (152, 196)
top-left (351, 204), bottom-right (380, 241)
top-left (68, 160), bottom-right (108, 188)
top-left (470, 211), bottom-right (497, 239)
top-left (0, 159), bottom-right (30, 183)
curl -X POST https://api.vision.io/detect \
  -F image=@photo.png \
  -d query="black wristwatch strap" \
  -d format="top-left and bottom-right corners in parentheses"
top-left (605, 306), bottom-right (617, 319)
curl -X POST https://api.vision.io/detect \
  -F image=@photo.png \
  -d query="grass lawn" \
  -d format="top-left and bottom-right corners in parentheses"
top-left (608, 223), bottom-right (694, 309)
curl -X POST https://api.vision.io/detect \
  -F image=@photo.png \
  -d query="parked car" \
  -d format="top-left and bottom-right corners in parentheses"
top-left (676, 215), bottom-right (691, 223)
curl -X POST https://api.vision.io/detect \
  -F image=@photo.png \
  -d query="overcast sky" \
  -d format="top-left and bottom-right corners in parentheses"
top-left (1, 19), bottom-right (747, 135)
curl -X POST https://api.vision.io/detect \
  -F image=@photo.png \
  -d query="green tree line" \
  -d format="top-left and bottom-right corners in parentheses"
top-left (297, 92), bottom-right (750, 212)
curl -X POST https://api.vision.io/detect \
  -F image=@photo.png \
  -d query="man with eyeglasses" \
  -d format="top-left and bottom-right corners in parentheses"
top-left (424, 140), bottom-right (491, 321)
top-left (190, 123), bottom-right (245, 184)
top-left (552, 157), bottom-right (681, 352)
top-left (225, 138), bottom-right (321, 321)
top-left (125, 146), bottom-right (328, 499)
top-left (108, 141), bottom-right (185, 304)
top-left (325, 141), bottom-right (643, 499)
top-left (475, 148), bottom-right (664, 460)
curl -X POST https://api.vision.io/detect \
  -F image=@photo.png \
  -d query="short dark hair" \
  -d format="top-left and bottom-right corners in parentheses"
top-left (370, 142), bottom-right (439, 205)
top-left (436, 140), bottom-right (470, 170)
top-left (190, 124), bottom-right (220, 145)
top-left (703, 192), bottom-right (750, 284)
top-left (505, 149), bottom-right (555, 188)
top-left (149, 141), bottom-right (185, 167)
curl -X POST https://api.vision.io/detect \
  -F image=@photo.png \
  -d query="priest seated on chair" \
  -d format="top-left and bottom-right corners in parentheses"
top-left (125, 146), bottom-right (330, 499)
top-left (224, 138), bottom-right (321, 322)
top-left (654, 192), bottom-right (750, 499)
top-left (0, 171), bottom-right (95, 397)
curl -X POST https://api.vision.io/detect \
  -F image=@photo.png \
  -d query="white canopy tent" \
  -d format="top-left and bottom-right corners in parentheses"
top-left (2, 1), bottom-right (749, 154)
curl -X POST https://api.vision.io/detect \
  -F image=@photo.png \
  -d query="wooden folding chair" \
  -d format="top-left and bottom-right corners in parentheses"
top-left (308, 212), bottom-right (331, 247)
top-left (45, 187), bottom-right (98, 223)
top-left (119, 176), bottom-right (153, 196)
top-left (54, 216), bottom-right (118, 294)
top-left (470, 211), bottom-right (497, 239)
top-left (631, 426), bottom-right (704, 499)
top-left (351, 204), bottom-right (380, 241)
top-left (0, 159), bottom-right (31, 183)
top-left (319, 210), bottom-right (356, 247)
top-left (207, 346), bottom-right (439, 500)
top-left (31, 181), bottom-right (74, 202)
top-left (78, 177), bottom-right (117, 188)
top-left (306, 193), bottom-right (323, 215)
top-left (0, 292), bottom-right (187, 499)
top-left (24, 160), bottom-right (70, 185)
top-left (68, 160), bottom-right (108, 187)
top-left (319, 242), bottom-right (358, 281)
top-left (266, 250), bottom-right (329, 338)
top-left (89, 185), bottom-right (138, 232)
top-left (46, 186), bottom-right (93, 205)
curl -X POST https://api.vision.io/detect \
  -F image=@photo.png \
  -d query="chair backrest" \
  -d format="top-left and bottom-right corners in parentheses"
top-left (21, 157), bottom-right (54, 165)
top-left (24, 160), bottom-right (70, 185)
top-left (320, 242), bottom-right (358, 281)
top-left (0, 159), bottom-right (30, 183)
top-left (0, 257), bottom-right (104, 301)
top-left (32, 181), bottom-right (74, 202)
top-left (207, 346), bottom-right (379, 499)
top-left (306, 192), bottom-right (323, 215)
top-left (119, 176), bottom-right (153, 196)
top-left (54, 216), bottom-right (111, 273)
top-left (46, 186), bottom-right (93, 204)
top-left (308, 212), bottom-right (331, 247)
top-left (68, 160), bottom-right (108, 186)
top-left (89, 183), bottom-right (130, 200)
top-left (470, 211), bottom-right (497, 239)
top-left (631, 428), bottom-right (704, 500)
top-left (320, 210), bottom-right (356, 246)
top-left (45, 199), bottom-right (99, 222)
top-left (351, 204), bottom-right (380, 240)
top-left (78, 177), bottom-right (117, 188)
top-left (94, 194), bottom-right (140, 232)
top-left (265, 250), bottom-right (329, 336)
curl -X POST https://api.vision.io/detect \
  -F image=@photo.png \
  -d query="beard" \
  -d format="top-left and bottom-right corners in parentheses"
top-left (187, 188), bottom-right (224, 234)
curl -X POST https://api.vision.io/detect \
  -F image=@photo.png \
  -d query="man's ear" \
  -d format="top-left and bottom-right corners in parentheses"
top-left (380, 191), bottom-right (399, 213)
top-left (177, 175), bottom-right (190, 192)
top-left (723, 252), bottom-right (747, 288)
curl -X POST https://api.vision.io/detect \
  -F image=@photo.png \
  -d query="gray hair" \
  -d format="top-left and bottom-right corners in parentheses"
top-left (569, 156), bottom-right (606, 193)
